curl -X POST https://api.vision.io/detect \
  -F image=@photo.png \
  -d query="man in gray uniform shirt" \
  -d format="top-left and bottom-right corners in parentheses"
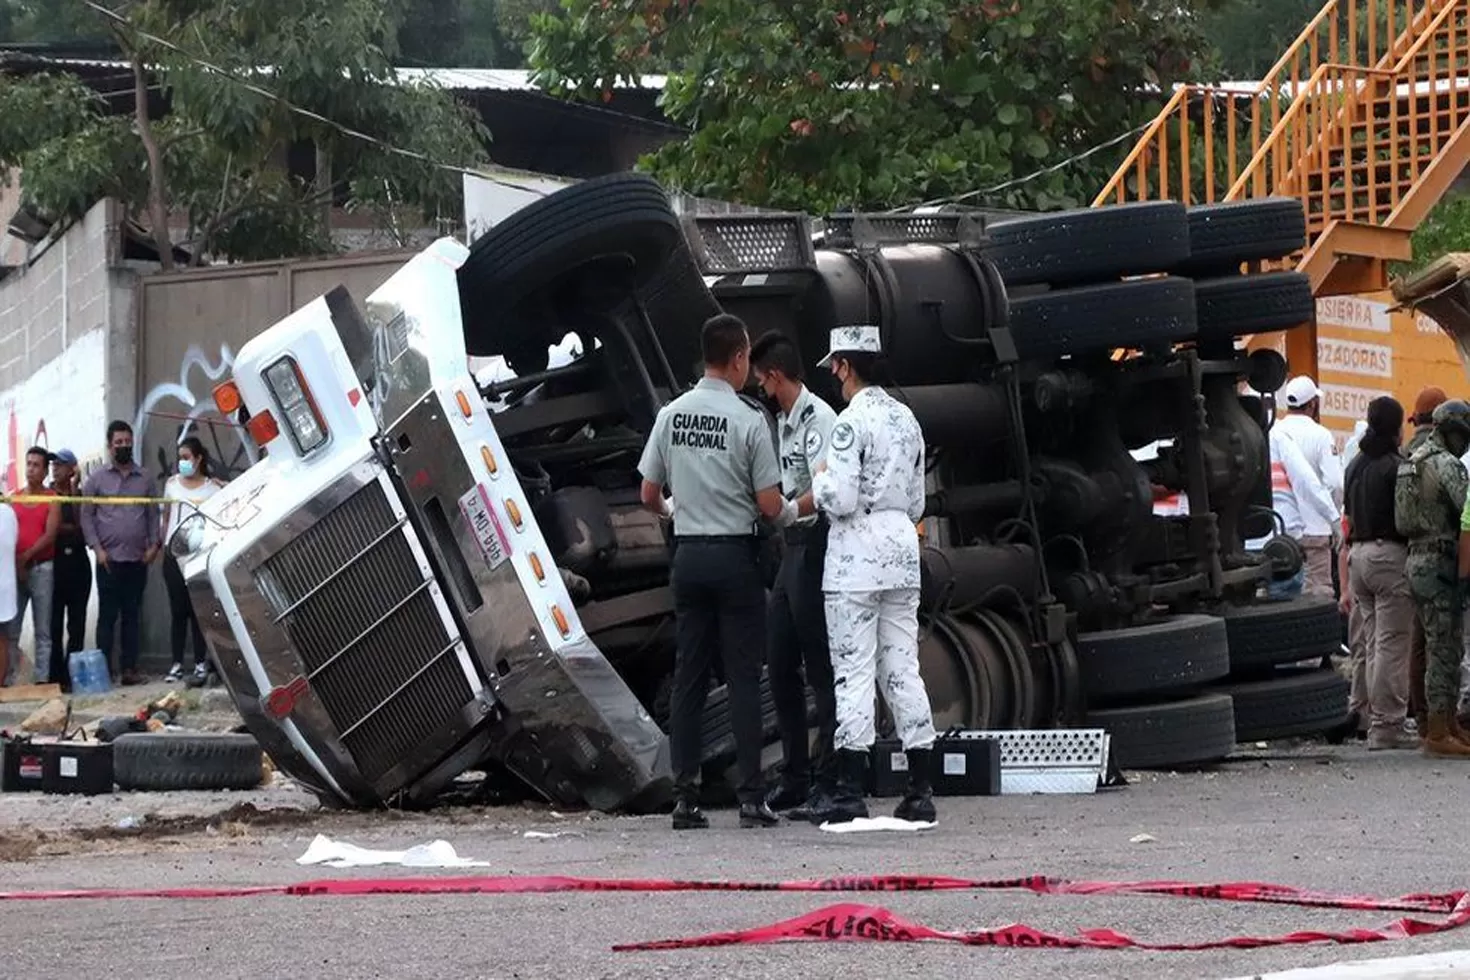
top-left (639, 313), bottom-right (800, 831)
top-left (750, 331), bottom-right (840, 821)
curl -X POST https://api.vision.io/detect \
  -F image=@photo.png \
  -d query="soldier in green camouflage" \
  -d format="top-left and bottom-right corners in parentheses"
top-left (1397, 399), bottom-right (1470, 758)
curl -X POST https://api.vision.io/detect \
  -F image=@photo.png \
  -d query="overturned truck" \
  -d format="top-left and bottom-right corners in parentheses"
top-left (175, 176), bottom-right (1350, 811)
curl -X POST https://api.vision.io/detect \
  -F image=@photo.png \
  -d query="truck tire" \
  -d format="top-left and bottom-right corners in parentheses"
top-left (987, 202), bottom-right (1190, 287)
top-left (640, 237), bottom-right (723, 387)
top-left (1193, 272), bottom-right (1315, 343)
top-left (459, 173), bottom-right (683, 355)
top-left (1215, 668), bottom-right (1350, 742)
top-left (1085, 693), bottom-right (1237, 770)
top-left (699, 673), bottom-right (783, 766)
top-left (1077, 614), bottom-right (1231, 705)
top-left (1008, 277), bottom-right (1197, 359)
top-left (1177, 198), bottom-right (1308, 275)
top-left (1222, 597), bottom-right (1343, 673)
top-left (112, 733), bottom-right (265, 792)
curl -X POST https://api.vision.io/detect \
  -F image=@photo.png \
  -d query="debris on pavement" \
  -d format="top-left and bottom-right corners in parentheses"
top-left (19, 699), bottom-right (68, 735)
top-left (296, 833), bottom-right (491, 869)
top-left (817, 817), bottom-right (938, 834)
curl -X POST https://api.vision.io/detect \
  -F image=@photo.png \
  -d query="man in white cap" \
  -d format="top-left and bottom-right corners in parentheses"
top-left (1273, 375), bottom-right (1345, 597)
top-left (807, 324), bottom-right (937, 826)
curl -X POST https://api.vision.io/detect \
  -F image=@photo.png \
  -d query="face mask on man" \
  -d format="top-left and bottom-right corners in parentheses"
top-left (113, 446), bottom-right (133, 466)
top-left (178, 458), bottom-right (197, 478)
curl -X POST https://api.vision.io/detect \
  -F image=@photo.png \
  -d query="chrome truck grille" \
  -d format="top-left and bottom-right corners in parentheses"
top-left (254, 482), bottom-right (474, 786)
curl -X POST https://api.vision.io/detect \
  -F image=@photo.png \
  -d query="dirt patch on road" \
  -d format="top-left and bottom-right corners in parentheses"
top-left (0, 802), bottom-right (323, 862)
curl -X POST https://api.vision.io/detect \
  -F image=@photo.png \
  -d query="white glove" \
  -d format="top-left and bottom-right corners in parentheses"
top-left (774, 496), bottom-right (799, 529)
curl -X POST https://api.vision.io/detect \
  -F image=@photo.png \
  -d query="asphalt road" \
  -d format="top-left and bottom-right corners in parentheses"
top-left (4, 742), bottom-right (1470, 979)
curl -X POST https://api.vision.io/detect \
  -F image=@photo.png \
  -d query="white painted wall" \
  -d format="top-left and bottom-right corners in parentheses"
top-left (0, 326), bottom-right (109, 676)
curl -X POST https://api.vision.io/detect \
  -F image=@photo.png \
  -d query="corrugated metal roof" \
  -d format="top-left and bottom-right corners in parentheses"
top-left (0, 55), bottom-right (667, 90)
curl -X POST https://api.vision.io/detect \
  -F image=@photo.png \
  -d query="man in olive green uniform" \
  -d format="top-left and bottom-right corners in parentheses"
top-left (1405, 386), bottom-right (1448, 732)
top-left (1398, 399), bottom-right (1470, 758)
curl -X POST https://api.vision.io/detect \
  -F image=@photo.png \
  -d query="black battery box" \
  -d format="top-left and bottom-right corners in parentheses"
top-left (2, 735), bottom-right (114, 795)
top-left (1, 735), bottom-right (47, 792)
top-left (869, 735), bottom-right (1001, 797)
top-left (41, 740), bottom-right (114, 796)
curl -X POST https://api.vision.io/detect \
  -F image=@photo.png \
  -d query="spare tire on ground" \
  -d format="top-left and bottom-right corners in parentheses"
top-left (1085, 693), bottom-right (1237, 770)
top-left (458, 173), bottom-right (683, 356)
top-left (1221, 597), bottom-right (1343, 674)
top-left (112, 732), bottom-right (265, 792)
top-left (1214, 667), bottom-right (1351, 742)
top-left (987, 202), bottom-right (1190, 287)
top-left (1077, 614), bottom-right (1231, 705)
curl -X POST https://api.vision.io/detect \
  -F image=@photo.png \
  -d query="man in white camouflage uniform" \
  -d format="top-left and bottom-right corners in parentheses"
top-left (808, 325), bottom-right (937, 825)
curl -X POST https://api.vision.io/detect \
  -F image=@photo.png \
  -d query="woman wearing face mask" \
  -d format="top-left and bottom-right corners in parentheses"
top-left (806, 325), bottom-right (937, 826)
top-left (161, 438), bottom-right (224, 685)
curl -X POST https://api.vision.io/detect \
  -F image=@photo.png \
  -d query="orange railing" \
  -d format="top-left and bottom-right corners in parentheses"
top-left (1092, 0), bottom-right (1464, 221)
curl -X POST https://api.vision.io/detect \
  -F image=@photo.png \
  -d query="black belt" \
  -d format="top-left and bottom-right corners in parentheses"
top-left (675, 534), bottom-right (757, 543)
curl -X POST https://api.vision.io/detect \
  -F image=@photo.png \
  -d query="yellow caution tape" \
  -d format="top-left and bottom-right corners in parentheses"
top-left (0, 494), bottom-right (176, 506)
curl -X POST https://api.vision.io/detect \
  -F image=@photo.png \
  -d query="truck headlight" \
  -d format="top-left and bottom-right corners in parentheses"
top-left (169, 511), bottom-right (206, 559)
top-left (263, 356), bottom-right (328, 453)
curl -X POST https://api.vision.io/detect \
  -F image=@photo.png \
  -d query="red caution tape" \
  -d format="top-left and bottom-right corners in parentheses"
top-left (4, 872), bottom-right (1469, 953)
top-left (613, 896), bottom-right (1470, 953)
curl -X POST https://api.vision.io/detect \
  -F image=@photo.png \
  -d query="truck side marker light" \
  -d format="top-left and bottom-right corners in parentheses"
top-left (505, 498), bottom-right (523, 530)
top-left (455, 390), bottom-right (473, 418)
top-left (528, 552), bottom-right (546, 583)
top-left (247, 410), bottom-right (280, 445)
top-left (550, 604), bottom-right (571, 638)
top-left (348, 388), bottom-right (362, 407)
top-left (213, 380), bottom-right (243, 415)
top-left (479, 445), bottom-right (499, 476)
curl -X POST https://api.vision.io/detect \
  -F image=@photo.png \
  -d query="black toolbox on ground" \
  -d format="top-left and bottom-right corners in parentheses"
top-left (869, 734), bottom-right (1001, 797)
top-left (2, 735), bottom-right (114, 795)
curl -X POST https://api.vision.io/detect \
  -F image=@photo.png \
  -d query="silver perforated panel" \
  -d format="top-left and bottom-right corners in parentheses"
top-left (953, 728), bottom-right (1108, 767)
top-left (685, 215), bottom-right (816, 274)
top-left (824, 212), bottom-right (988, 249)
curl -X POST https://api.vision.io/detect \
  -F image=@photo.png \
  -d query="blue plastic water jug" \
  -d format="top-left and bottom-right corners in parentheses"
top-left (69, 649), bottom-right (111, 695)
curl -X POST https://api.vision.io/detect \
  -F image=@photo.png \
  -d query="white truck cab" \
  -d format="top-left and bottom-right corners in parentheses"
top-left (175, 238), bottom-right (671, 810)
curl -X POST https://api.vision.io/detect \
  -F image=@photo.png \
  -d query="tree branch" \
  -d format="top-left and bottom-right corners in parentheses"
top-left (114, 24), bottom-right (176, 271)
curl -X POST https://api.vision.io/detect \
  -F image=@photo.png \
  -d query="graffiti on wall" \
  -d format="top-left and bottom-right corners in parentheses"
top-left (135, 344), bottom-right (258, 483)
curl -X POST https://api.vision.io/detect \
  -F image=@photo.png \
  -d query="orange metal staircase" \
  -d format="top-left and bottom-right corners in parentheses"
top-left (1094, 0), bottom-right (1470, 306)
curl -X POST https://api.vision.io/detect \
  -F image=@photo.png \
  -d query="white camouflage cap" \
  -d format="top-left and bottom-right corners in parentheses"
top-left (817, 324), bottom-right (882, 367)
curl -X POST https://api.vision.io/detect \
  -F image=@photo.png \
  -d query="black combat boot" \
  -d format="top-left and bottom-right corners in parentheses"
top-left (671, 798), bottom-right (709, 831)
top-left (892, 748), bottom-right (936, 823)
top-left (786, 759), bottom-right (835, 822)
top-left (807, 749), bottom-right (869, 825)
top-left (764, 773), bottom-right (809, 812)
top-left (739, 800), bottom-right (781, 828)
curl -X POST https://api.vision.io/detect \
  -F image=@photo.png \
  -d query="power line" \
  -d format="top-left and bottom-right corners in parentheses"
top-left (80, 0), bottom-right (549, 197)
top-left (890, 121), bottom-right (1154, 213)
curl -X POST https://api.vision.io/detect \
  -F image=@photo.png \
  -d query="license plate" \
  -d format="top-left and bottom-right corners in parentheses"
top-left (459, 485), bottom-right (511, 571)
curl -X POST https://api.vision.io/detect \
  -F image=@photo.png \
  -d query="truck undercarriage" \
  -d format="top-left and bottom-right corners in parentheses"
top-left (178, 177), bottom-right (1346, 812)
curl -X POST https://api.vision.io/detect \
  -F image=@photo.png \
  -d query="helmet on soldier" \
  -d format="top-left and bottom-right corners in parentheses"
top-left (1432, 398), bottom-right (1470, 455)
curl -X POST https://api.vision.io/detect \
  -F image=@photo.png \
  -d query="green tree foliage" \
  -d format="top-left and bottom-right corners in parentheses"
top-left (528, 0), bottom-right (1224, 213)
top-left (1197, 0), bottom-right (1323, 79)
top-left (1402, 193), bottom-right (1470, 275)
top-left (0, 0), bottom-right (489, 264)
